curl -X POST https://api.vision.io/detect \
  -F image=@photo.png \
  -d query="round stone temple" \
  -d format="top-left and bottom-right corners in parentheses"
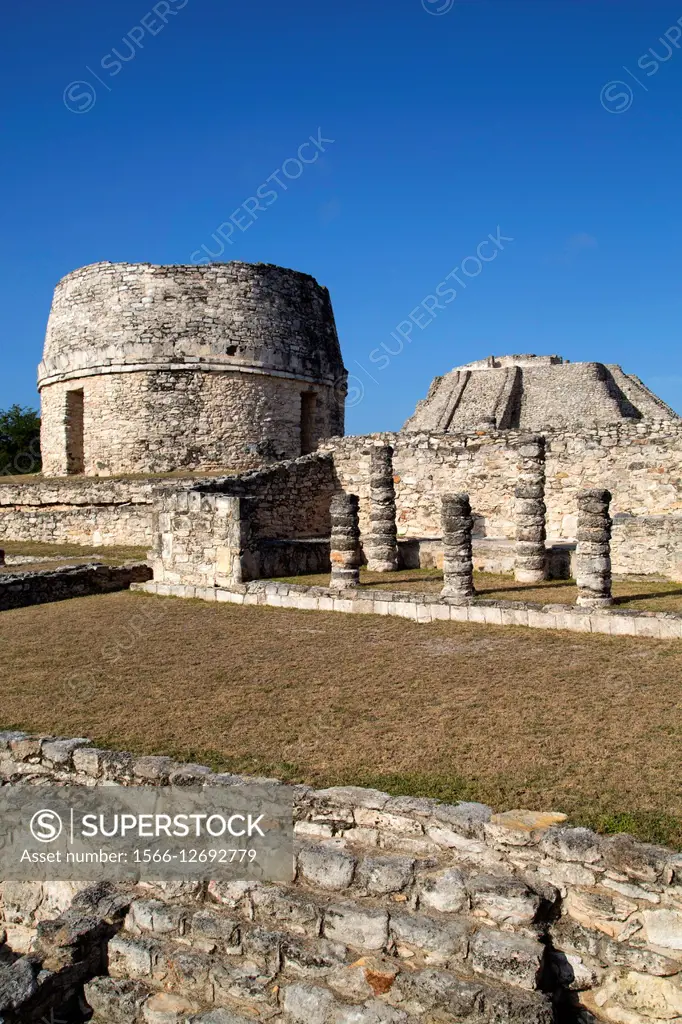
top-left (38, 261), bottom-right (347, 477)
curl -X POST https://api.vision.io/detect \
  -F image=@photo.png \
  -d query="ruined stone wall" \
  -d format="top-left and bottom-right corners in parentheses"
top-left (150, 454), bottom-right (338, 585)
top-left (39, 261), bottom-right (346, 477)
top-left (544, 422), bottom-right (682, 538)
top-left (0, 563), bottom-right (152, 612)
top-left (0, 478), bottom-right (157, 547)
top-left (202, 452), bottom-right (338, 540)
top-left (321, 423), bottom-right (682, 577)
top-left (40, 372), bottom-right (343, 477)
top-left (149, 491), bottom-right (252, 589)
top-left (321, 433), bottom-right (520, 540)
top-left (2, 733), bottom-right (682, 1023)
top-left (611, 515), bottom-right (682, 579)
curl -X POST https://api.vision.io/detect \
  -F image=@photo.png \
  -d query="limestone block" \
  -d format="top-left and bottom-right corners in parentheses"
top-left (297, 843), bottom-right (357, 891)
top-left (418, 868), bottom-right (467, 913)
top-left (355, 856), bottom-right (415, 896)
top-left (469, 927), bottom-right (545, 990)
top-left (466, 873), bottom-right (542, 927)
top-left (390, 913), bottom-right (469, 963)
top-left (323, 904), bottom-right (389, 950)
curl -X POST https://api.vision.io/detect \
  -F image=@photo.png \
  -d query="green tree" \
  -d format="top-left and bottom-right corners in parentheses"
top-left (0, 404), bottom-right (42, 476)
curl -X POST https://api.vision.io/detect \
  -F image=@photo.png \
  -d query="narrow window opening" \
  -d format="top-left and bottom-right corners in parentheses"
top-left (65, 389), bottom-right (85, 475)
top-left (300, 391), bottom-right (317, 455)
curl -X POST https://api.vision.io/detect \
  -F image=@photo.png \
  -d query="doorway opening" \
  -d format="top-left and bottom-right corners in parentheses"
top-left (300, 391), bottom-right (317, 455)
top-left (65, 389), bottom-right (85, 474)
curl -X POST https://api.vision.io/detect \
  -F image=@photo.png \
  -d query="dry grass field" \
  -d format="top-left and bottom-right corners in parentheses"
top-left (279, 568), bottom-right (682, 614)
top-left (0, 542), bottom-right (148, 573)
top-left (1, 591), bottom-right (681, 847)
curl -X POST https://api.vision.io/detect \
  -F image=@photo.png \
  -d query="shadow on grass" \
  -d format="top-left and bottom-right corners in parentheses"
top-left (613, 589), bottom-right (682, 606)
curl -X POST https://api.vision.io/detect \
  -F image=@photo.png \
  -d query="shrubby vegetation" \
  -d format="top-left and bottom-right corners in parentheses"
top-left (0, 404), bottom-right (41, 476)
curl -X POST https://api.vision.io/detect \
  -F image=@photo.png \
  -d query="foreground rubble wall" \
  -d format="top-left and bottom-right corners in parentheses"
top-left (1, 733), bottom-right (682, 1022)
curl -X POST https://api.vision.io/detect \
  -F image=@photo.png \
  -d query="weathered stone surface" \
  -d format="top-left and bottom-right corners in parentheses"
top-left (324, 904), bottom-right (389, 950)
top-left (440, 493), bottom-right (475, 604)
top-left (487, 809), bottom-right (568, 843)
top-left (514, 435), bottom-right (547, 583)
top-left (576, 489), bottom-right (613, 607)
top-left (469, 928), bottom-right (545, 990)
top-left (564, 889), bottom-right (640, 939)
top-left (641, 909), bottom-right (682, 950)
top-left (0, 957), bottom-right (38, 1012)
top-left (539, 827), bottom-right (604, 865)
top-left (418, 868), bottom-right (467, 914)
top-left (252, 888), bottom-right (322, 937)
top-left (355, 856), bottom-right (414, 895)
top-left (39, 261), bottom-right (346, 477)
top-left (297, 844), bottom-right (357, 892)
top-left (143, 991), bottom-right (200, 1023)
top-left (84, 977), bottom-right (151, 1022)
top-left (328, 956), bottom-right (399, 1001)
top-left (364, 446), bottom-right (399, 572)
top-left (466, 873), bottom-right (542, 926)
top-left (593, 969), bottom-right (682, 1020)
top-left (4, 736), bottom-right (682, 1023)
top-left (390, 913), bottom-right (469, 963)
top-left (281, 981), bottom-right (338, 1023)
top-left (330, 492), bottom-right (361, 589)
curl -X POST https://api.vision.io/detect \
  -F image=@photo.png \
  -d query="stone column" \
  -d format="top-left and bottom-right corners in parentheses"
top-left (514, 436), bottom-right (548, 584)
top-left (576, 489), bottom-right (613, 607)
top-left (441, 493), bottom-right (475, 604)
top-left (330, 492), bottom-right (362, 590)
top-left (364, 446), bottom-right (399, 572)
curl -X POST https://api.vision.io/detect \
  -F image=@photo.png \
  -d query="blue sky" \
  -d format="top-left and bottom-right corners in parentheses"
top-left (1, 0), bottom-right (681, 434)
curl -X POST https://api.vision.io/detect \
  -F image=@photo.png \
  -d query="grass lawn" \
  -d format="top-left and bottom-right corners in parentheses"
top-left (0, 542), bottom-right (148, 572)
top-left (1, 591), bottom-right (681, 848)
top-left (275, 568), bottom-right (682, 614)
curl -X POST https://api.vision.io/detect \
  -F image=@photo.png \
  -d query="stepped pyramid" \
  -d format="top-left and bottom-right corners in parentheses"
top-left (403, 354), bottom-right (678, 432)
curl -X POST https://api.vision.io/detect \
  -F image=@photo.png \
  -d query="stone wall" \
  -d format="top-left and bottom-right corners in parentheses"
top-left (137, 577), bottom-right (682, 641)
top-left (611, 515), bottom-right (682, 579)
top-left (2, 733), bottom-right (682, 1023)
top-left (149, 491), bottom-right (254, 589)
top-left (0, 563), bottom-right (152, 612)
top-left (321, 422), bottom-right (682, 578)
top-left (38, 261), bottom-right (346, 477)
top-left (321, 432), bottom-right (520, 541)
top-left (0, 478), bottom-right (157, 548)
top-left (202, 452), bottom-right (338, 541)
top-left (150, 454), bottom-right (338, 586)
top-left (40, 371), bottom-right (343, 477)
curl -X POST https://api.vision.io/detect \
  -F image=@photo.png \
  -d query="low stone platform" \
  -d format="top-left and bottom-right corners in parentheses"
top-left (132, 579), bottom-right (682, 640)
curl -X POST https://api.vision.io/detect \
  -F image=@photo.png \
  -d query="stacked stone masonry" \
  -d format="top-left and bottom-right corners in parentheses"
top-left (0, 562), bottom-right (152, 611)
top-left (320, 423), bottom-right (682, 579)
top-left (364, 447), bottom-right (399, 573)
top-left (514, 436), bottom-right (548, 584)
top-left (135, 576), bottom-right (682, 640)
top-left (440, 494), bottom-right (475, 605)
top-left (149, 454), bottom-right (338, 586)
top-left (2, 733), bottom-right (682, 1023)
top-left (576, 491), bottom-right (613, 609)
top-left (329, 492), bottom-right (362, 590)
top-left (38, 262), bottom-right (347, 476)
top-left (404, 355), bottom-right (679, 433)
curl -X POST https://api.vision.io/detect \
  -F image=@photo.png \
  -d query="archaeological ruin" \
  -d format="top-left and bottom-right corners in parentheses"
top-left (38, 261), bottom-right (347, 477)
top-left (2, 260), bottom-right (682, 584)
top-left (3, 260), bottom-right (682, 1021)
